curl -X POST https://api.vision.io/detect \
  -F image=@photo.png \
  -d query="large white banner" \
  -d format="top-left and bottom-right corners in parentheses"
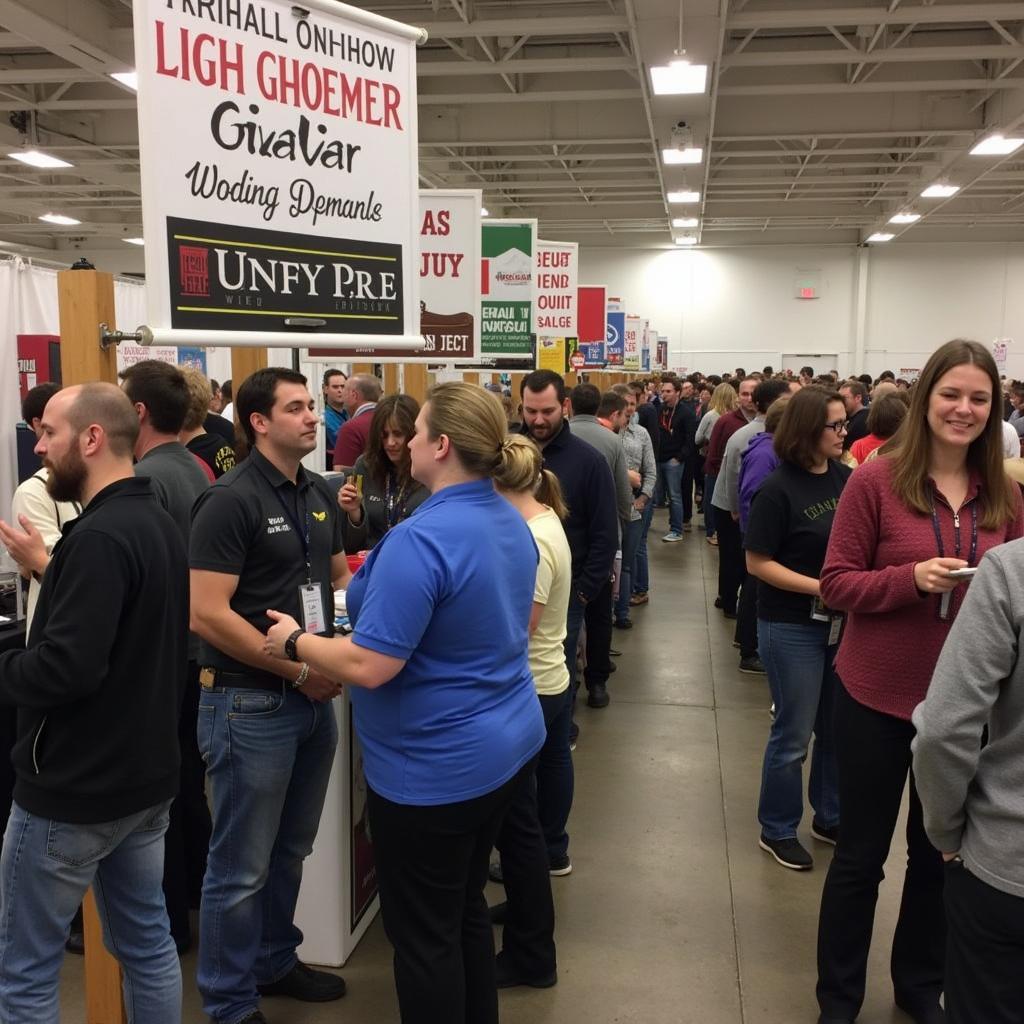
top-left (535, 240), bottom-right (578, 339)
top-left (133, 0), bottom-right (422, 347)
top-left (624, 314), bottom-right (642, 372)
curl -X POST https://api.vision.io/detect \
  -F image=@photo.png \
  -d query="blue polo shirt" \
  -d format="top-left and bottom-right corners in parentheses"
top-left (345, 479), bottom-right (545, 806)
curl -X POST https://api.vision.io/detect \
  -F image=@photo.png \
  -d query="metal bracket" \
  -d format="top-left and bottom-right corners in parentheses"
top-left (99, 323), bottom-right (153, 350)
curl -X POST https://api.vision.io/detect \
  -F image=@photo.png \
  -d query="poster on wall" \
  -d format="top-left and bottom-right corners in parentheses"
top-left (578, 342), bottom-right (606, 367)
top-left (606, 296), bottom-right (625, 366)
top-left (16, 336), bottom-right (60, 399)
top-left (537, 336), bottom-right (567, 373)
top-left (117, 343), bottom-right (179, 371)
top-left (535, 240), bottom-right (578, 339)
top-left (578, 285), bottom-right (607, 344)
top-left (623, 315), bottom-right (641, 372)
top-left (177, 346), bottom-right (208, 374)
top-left (993, 339), bottom-right (1010, 376)
top-left (898, 367), bottom-right (921, 382)
top-left (480, 219), bottom-right (536, 361)
top-left (656, 336), bottom-right (668, 371)
top-left (132, 0), bottom-right (422, 348)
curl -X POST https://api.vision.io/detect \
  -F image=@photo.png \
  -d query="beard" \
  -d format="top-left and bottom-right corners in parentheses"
top-left (44, 448), bottom-right (87, 504)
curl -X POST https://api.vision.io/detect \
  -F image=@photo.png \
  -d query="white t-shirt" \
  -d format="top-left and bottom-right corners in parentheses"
top-left (527, 508), bottom-right (572, 696)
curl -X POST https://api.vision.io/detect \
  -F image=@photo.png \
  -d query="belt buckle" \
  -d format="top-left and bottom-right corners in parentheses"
top-left (199, 667), bottom-right (216, 689)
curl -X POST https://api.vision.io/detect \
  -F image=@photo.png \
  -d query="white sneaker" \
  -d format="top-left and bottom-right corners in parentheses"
top-left (662, 532), bottom-right (682, 542)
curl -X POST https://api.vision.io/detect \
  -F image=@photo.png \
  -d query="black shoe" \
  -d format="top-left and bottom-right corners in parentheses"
top-left (894, 994), bottom-right (946, 1024)
top-left (613, 618), bottom-right (633, 629)
top-left (758, 835), bottom-right (813, 870)
top-left (723, 609), bottom-right (738, 620)
top-left (495, 951), bottom-right (557, 989)
top-left (817, 1016), bottom-right (855, 1024)
top-left (609, 647), bottom-right (622, 657)
top-left (739, 656), bottom-right (766, 674)
top-left (568, 720), bottom-right (579, 751)
top-left (65, 930), bottom-right (85, 956)
top-left (549, 854), bottom-right (572, 876)
top-left (586, 683), bottom-right (610, 708)
top-left (811, 819), bottom-right (839, 846)
top-left (607, 661), bottom-right (617, 673)
top-left (489, 901), bottom-right (507, 924)
top-left (488, 858), bottom-right (504, 884)
top-left (257, 962), bottom-right (346, 1002)
top-left (714, 597), bottom-right (723, 609)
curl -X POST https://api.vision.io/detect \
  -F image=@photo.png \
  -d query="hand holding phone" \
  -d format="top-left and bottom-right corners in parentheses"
top-left (946, 567), bottom-right (977, 581)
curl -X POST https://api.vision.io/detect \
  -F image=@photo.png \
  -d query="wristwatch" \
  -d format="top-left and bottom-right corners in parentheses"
top-left (284, 628), bottom-right (305, 662)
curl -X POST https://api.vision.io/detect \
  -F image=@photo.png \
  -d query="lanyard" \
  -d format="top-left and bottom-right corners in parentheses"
top-left (384, 473), bottom-right (408, 530)
top-left (929, 495), bottom-right (978, 566)
top-left (274, 485), bottom-right (312, 582)
top-left (660, 405), bottom-right (674, 431)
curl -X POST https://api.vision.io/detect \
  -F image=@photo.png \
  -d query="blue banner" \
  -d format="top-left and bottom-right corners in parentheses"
top-left (606, 311), bottom-right (625, 365)
top-left (579, 342), bottom-right (606, 366)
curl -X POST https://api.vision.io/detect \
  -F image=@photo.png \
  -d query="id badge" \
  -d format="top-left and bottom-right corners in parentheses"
top-left (299, 583), bottom-right (326, 634)
top-left (810, 596), bottom-right (831, 623)
top-left (827, 616), bottom-right (842, 647)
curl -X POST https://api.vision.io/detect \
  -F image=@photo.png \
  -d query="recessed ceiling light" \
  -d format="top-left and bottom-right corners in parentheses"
top-left (110, 71), bottom-right (138, 90)
top-left (667, 190), bottom-right (700, 203)
top-left (675, 236), bottom-right (698, 246)
top-left (921, 183), bottom-right (960, 198)
top-left (970, 134), bottom-right (1024, 156)
top-left (9, 149), bottom-right (73, 169)
top-left (39, 213), bottom-right (80, 226)
top-left (889, 212), bottom-right (921, 224)
top-left (650, 60), bottom-right (708, 96)
top-left (671, 217), bottom-right (698, 228)
top-left (867, 232), bottom-right (894, 243)
top-left (122, 237), bottom-right (145, 246)
top-left (480, 207), bottom-right (489, 217)
top-left (662, 147), bottom-right (703, 165)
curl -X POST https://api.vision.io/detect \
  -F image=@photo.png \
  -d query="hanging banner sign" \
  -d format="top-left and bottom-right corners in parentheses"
top-left (481, 219), bottom-right (537, 360)
top-left (624, 315), bottom-right (642, 372)
top-left (537, 336), bottom-right (567, 374)
top-left (132, 0), bottom-right (423, 347)
top-left (578, 342), bottom-right (606, 367)
top-left (993, 339), bottom-right (1010, 375)
top-left (578, 285), bottom-right (607, 344)
top-left (606, 296), bottom-right (625, 366)
top-left (656, 336), bottom-right (668, 371)
top-left (535, 240), bottom-right (578, 338)
top-left (643, 328), bottom-right (656, 373)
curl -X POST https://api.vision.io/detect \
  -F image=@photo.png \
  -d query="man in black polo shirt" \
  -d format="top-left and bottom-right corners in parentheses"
top-left (190, 368), bottom-right (349, 1024)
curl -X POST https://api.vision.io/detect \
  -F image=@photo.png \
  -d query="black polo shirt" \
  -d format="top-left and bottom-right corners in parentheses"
top-left (190, 447), bottom-right (343, 674)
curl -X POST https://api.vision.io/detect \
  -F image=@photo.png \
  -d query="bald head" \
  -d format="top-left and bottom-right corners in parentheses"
top-left (58, 382), bottom-right (140, 458)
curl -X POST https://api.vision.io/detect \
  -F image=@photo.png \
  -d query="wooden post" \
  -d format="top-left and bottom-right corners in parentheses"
top-left (382, 364), bottom-right (400, 395)
top-left (230, 348), bottom-right (268, 392)
top-left (56, 269), bottom-right (126, 1024)
top-left (403, 364), bottom-right (429, 405)
top-left (351, 362), bottom-right (374, 375)
top-left (463, 371), bottom-right (479, 385)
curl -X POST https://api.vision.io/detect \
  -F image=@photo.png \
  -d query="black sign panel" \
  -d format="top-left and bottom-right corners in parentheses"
top-left (166, 216), bottom-right (404, 334)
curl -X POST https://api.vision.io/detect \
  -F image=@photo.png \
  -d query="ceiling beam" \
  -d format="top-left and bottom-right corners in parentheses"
top-left (419, 88), bottom-right (642, 103)
top-left (719, 78), bottom-right (1024, 96)
top-left (418, 56), bottom-right (633, 75)
top-left (727, 4), bottom-right (1024, 30)
top-left (417, 15), bottom-right (629, 39)
top-left (723, 44), bottom-right (1024, 68)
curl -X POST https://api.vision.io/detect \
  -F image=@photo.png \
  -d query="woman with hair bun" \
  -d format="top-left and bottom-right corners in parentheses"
top-left (265, 382), bottom-right (545, 1024)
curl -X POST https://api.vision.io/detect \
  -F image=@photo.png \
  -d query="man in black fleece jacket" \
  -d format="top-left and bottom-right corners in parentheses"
top-left (0, 383), bottom-right (187, 1023)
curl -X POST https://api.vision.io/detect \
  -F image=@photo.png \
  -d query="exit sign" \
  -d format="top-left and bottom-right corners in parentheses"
top-left (795, 269), bottom-right (821, 300)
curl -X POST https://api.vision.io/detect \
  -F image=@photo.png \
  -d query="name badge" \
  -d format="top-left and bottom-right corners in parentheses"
top-left (299, 583), bottom-right (326, 635)
top-left (810, 596), bottom-right (831, 623)
top-left (827, 616), bottom-right (842, 647)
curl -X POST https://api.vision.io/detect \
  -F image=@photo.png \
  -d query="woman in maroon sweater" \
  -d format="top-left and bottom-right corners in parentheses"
top-left (814, 339), bottom-right (1023, 1024)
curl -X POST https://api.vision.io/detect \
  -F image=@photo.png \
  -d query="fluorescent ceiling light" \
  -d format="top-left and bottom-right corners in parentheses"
top-left (110, 71), bottom-right (138, 90)
top-left (667, 190), bottom-right (700, 203)
top-left (662, 147), bottom-right (703, 165)
top-left (650, 60), bottom-right (708, 96)
top-left (122, 237), bottom-right (145, 246)
top-left (39, 213), bottom-right (80, 226)
top-left (970, 134), bottom-right (1024, 156)
top-left (480, 207), bottom-right (489, 217)
top-left (867, 232), bottom-right (894, 243)
top-left (672, 217), bottom-right (698, 228)
top-left (8, 149), bottom-right (73, 169)
top-left (921, 183), bottom-right (959, 198)
top-left (674, 236), bottom-right (698, 246)
top-left (889, 212), bottom-right (921, 224)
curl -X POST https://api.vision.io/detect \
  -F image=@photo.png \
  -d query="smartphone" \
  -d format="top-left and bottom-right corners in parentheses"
top-left (946, 567), bottom-right (977, 580)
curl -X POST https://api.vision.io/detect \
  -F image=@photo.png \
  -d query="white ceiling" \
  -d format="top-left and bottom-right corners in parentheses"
top-left (0, 0), bottom-right (1023, 258)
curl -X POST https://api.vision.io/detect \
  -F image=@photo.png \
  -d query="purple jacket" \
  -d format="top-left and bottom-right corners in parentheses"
top-left (738, 432), bottom-right (779, 534)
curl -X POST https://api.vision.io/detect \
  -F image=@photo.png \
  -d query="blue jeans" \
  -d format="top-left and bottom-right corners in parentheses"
top-left (0, 800), bottom-right (180, 1024)
top-left (197, 685), bottom-right (338, 1024)
top-left (657, 459), bottom-right (685, 534)
top-left (537, 687), bottom-right (574, 860)
top-left (634, 498), bottom-right (656, 594)
top-left (704, 472), bottom-right (718, 537)
top-left (757, 619), bottom-right (840, 841)
top-left (614, 518), bottom-right (644, 623)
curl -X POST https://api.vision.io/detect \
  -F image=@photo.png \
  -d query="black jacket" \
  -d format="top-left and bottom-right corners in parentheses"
top-left (0, 477), bottom-right (189, 823)
top-left (657, 401), bottom-right (697, 462)
top-left (843, 407), bottom-right (870, 451)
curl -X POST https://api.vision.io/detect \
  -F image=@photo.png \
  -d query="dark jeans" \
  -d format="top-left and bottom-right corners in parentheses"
top-left (944, 860), bottom-right (1024, 1024)
top-left (614, 518), bottom-right (644, 623)
top-left (816, 684), bottom-right (945, 1020)
top-left (367, 766), bottom-right (527, 1024)
top-left (715, 509), bottom-right (743, 614)
top-left (633, 499), bottom-right (656, 594)
top-left (567, 580), bottom-right (613, 690)
top-left (681, 455), bottom-right (695, 524)
top-left (536, 687), bottom-right (574, 861)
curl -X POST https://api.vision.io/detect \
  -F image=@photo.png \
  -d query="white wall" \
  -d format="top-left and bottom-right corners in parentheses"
top-left (580, 242), bottom-right (1024, 378)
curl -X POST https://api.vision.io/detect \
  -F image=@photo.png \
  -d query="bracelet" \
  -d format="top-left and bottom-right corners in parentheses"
top-left (291, 662), bottom-right (310, 690)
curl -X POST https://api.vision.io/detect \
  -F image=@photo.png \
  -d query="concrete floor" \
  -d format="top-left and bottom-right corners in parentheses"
top-left (59, 509), bottom-right (917, 1023)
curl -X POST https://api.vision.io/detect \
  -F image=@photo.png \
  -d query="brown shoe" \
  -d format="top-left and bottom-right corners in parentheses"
top-left (629, 592), bottom-right (648, 606)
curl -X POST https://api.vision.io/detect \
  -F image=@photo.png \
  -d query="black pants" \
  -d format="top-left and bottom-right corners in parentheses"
top-left (583, 578), bottom-right (613, 690)
top-left (368, 766), bottom-right (527, 1024)
top-left (715, 511), bottom-right (743, 615)
top-left (944, 860), bottom-right (1024, 1024)
top-left (162, 660), bottom-right (212, 948)
top-left (735, 543), bottom-right (759, 659)
top-left (816, 684), bottom-right (945, 1019)
top-left (494, 752), bottom-right (556, 978)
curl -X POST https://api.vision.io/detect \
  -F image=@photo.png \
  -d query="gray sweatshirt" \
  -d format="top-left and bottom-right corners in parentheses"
top-left (911, 538), bottom-right (1024, 898)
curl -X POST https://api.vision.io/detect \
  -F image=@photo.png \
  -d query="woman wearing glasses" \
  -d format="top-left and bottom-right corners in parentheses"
top-left (744, 388), bottom-right (851, 872)
top-left (814, 340), bottom-right (1023, 1024)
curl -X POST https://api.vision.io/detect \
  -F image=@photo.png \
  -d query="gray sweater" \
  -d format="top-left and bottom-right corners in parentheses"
top-left (568, 415), bottom-right (633, 527)
top-left (912, 538), bottom-right (1024, 897)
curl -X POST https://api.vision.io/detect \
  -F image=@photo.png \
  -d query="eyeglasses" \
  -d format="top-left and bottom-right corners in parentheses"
top-left (824, 420), bottom-right (849, 434)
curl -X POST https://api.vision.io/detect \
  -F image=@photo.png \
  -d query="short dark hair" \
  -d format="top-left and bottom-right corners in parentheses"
top-left (221, 379), bottom-right (232, 402)
top-left (119, 359), bottom-right (190, 434)
top-left (236, 367), bottom-right (307, 446)
top-left (879, 369), bottom-right (896, 381)
top-left (857, 373), bottom-right (873, 389)
top-left (774, 387), bottom-right (845, 470)
top-left (522, 370), bottom-right (566, 403)
top-left (800, 365), bottom-right (814, 377)
top-left (322, 368), bottom-right (346, 388)
top-left (706, 374), bottom-right (722, 387)
top-left (762, 365), bottom-right (774, 376)
top-left (734, 368), bottom-right (746, 377)
top-left (597, 389), bottom-right (627, 418)
top-left (22, 382), bottom-right (60, 425)
top-left (571, 383), bottom-right (602, 416)
top-left (627, 380), bottom-right (645, 397)
top-left (840, 379), bottom-right (868, 401)
top-left (866, 392), bottom-right (907, 440)
top-left (753, 378), bottom-right (790, 413)
top-left (661, 378), bottom-right (682, 392)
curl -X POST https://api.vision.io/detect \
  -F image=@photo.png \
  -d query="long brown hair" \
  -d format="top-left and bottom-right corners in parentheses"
top-left (885, 338), bottom-right (1015, 529)
top-left (363, 393), bottom-right (419, 488)
top-left (773, 387), bottom-right (844, 469)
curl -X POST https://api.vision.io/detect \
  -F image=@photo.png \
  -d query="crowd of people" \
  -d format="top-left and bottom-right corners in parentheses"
top-left (0, 345), bottom-right (1021, 1024)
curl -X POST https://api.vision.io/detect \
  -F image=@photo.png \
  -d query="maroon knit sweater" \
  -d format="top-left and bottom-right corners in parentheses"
top-left (820, 456), bottom-right (1024, 721)
top-left (705, 409), bottom-right (749, 477)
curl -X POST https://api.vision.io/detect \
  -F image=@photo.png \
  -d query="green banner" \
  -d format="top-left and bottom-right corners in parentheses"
top-left (481, 221), bottom-right (535, 359)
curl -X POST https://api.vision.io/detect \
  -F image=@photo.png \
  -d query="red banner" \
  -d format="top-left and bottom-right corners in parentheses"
top-left (577, 285), bottom-right (606, 343)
